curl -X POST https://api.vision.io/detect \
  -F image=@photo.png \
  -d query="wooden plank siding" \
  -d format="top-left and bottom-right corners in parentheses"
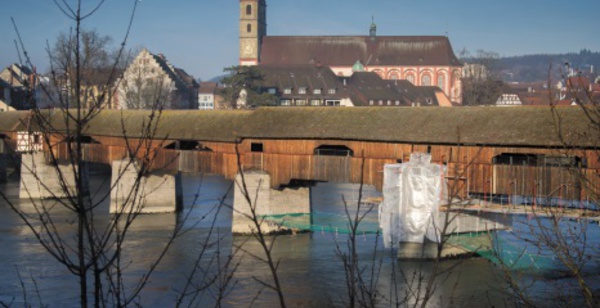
top-left (44, 136), bottom-right (600, 202)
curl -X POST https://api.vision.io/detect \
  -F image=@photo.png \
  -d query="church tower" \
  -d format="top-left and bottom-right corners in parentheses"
top-left (239, 0), bottom-right (266, 66)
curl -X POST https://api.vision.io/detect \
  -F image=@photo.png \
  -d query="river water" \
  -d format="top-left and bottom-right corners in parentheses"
top-left (0, 165), bottom-right (596, 307)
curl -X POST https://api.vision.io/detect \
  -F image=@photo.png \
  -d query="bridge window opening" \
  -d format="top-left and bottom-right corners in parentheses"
top-left (251, 142), bottom-right (264, 152)
top-left (67, 135), bottom-right (99, 144)
top-left (314, 145), bottom-right (354, 157)
top-left (543, 155), bottom-right (583, 168)
top-left (493, 153), bottom-right (583, 167)
top-left (493, 153), bottom-right (538, 166)
top-left (427, 145), bottom-right (431, 154)
top-left (165, 140), bottom-right (212, 151)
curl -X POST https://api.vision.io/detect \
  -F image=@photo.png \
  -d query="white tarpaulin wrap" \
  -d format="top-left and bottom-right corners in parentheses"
top-left (379, 153), bottom-right (446, 248)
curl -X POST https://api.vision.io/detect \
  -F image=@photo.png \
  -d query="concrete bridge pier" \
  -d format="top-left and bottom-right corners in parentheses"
top-left (397, 212), bottom-right (511, 260)
top-left (19, 152), bottom-right (88, 199)
top-left (110, 160), bottom-right (183, 214)
top-left (233, 172), bottom-right (312, 234)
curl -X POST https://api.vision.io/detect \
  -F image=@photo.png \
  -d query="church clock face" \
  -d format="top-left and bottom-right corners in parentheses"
top-left (243, 43), bottom-right (255, 56)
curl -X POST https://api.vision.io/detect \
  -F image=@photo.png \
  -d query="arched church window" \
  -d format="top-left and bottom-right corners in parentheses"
top-left (246, 4), bottom-right (252, 16)
top-left (422, 75), bottom-right (431, 86)
top-left (406, 75), bottom-right (415, 84)
top-left (437, 75), bottom-right (445, 89)
top-left (247, 23), bottom-right (252, 33)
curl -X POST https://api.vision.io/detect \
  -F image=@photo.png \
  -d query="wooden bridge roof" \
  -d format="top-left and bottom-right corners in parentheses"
top-left (0, 107), bottom-right (596, 148)
top-left (242, 107), bottom-right (595, 147)
top-left (82, 110), bottom-right (251, 142)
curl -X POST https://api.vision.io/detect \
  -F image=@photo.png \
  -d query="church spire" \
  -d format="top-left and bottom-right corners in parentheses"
top-left (369, 15), bottom-right (377, 38)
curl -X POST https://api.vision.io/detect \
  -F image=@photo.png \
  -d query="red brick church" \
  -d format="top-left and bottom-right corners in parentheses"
top-left (239, 0), bottom-right (464, 104)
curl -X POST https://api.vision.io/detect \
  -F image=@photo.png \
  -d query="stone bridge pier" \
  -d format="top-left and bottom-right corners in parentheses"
top-left (233, 172), bottom-right (312, 234)
top-left (19, 152), bottom-right (88, 199)
top-left (110, 160), bottom-right (183, 214)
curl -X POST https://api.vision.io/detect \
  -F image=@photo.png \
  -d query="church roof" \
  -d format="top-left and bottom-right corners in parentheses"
top-left (259, 36), bottom-right (462, 67)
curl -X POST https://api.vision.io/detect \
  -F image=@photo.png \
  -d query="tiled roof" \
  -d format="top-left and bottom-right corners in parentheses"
top-left (260, 36), bottom-right (462, 67)
top-left (256, 65), bottom-right (443, 106)
top-left (257, 65), bottom-right (347, 99)
top-left (347, 72), bottom-right (439, 106)
top-left (199, 82), bottom-right (218, 94)
top-left (151, 53), bottom-right (198, 91)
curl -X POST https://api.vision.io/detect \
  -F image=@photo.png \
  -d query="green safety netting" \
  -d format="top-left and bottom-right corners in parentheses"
top-left (262, 214), bottom-right (560, 271)
top-left (261, 212), bottom-right (380, 234)
top-left (446, 232), bottom-right (559, 271)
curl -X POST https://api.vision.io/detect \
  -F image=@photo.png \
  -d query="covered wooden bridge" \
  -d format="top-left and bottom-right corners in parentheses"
top-left (0, 106), bottom-right (598, 205)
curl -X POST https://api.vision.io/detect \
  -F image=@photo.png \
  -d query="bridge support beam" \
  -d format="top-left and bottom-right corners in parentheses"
top-left (19, 152), bottom-right (87, 199)
top-left (110, 160), bottom-right (183, 214)
top-left (233, 172), bottom-right (311, 234)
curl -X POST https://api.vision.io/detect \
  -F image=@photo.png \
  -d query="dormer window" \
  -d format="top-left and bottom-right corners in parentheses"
top-left (284, 88), bottom-right (292, 94)
top-left (299, 87), bottom-right (307, 94)
top-left (313, 88), bottom-right (322, 94)
top-left (369, 100), bottom-right (374, 105)
top-left (328, 88), bottom-right (336, 94)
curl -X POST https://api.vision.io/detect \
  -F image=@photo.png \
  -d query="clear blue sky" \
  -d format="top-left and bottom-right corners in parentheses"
top-left (1, 0), bottom-right (599, 80)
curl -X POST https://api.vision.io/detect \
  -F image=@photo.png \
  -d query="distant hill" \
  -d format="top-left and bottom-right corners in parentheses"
top-left (208, 74), bottom-right (228, 83)
top-left (496, 49), bottom-right (600, 83)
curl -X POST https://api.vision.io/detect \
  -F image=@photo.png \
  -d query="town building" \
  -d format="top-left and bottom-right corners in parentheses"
top-left (0, 79), bottom-right (11, 110)
top-left (258, 65), bottom-right (351, 107)
top-left (198, 82), bottom-right (218, 110)
top-left (115, 49), bottom-right (198, 109)
top-left (254, 65), bottom-right (448, 107)
top-left (239, 0), bottom-right (463, 104)
top-left (0, 64), bottom-right (38, 110)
